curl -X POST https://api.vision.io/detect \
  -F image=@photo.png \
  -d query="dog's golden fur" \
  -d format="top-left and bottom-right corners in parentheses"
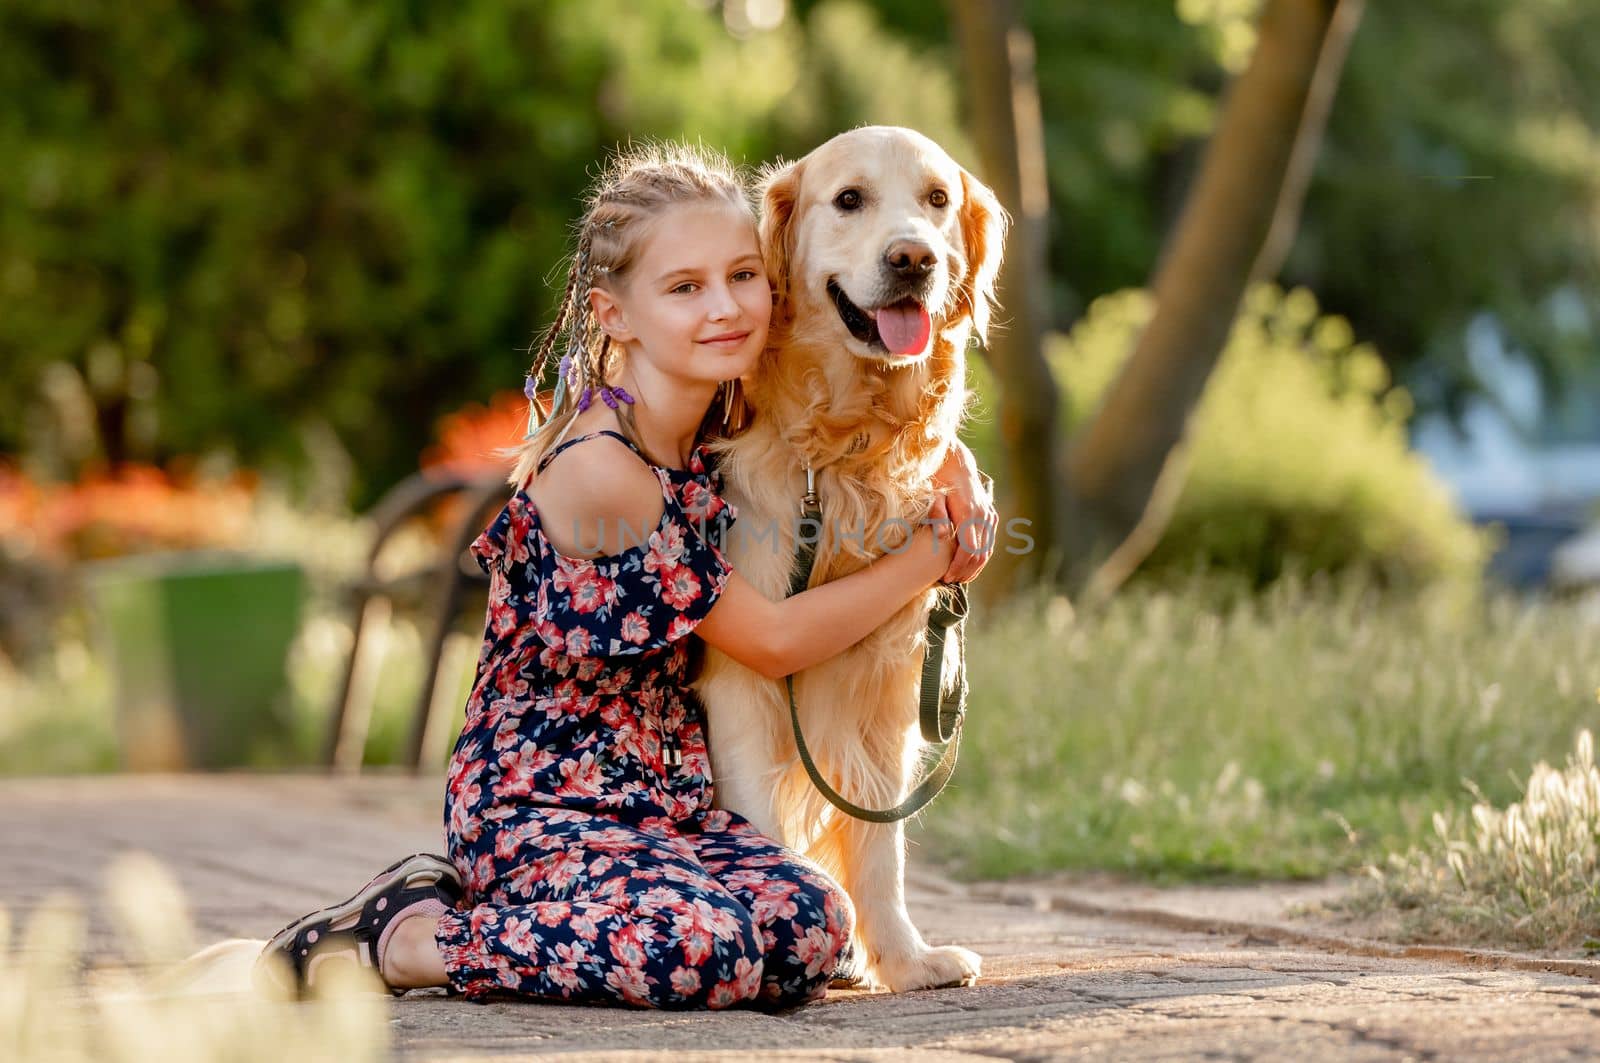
top-left (697, 127), bottom-right (1005, 992)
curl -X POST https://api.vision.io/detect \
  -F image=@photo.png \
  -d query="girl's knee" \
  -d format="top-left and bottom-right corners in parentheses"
top-left (793, 871), bottom-right (855, 950)
top-left (817, 875), bottom-right (855, 942)
top-left (755, 876), bottom-right (853, 1006)
top-left (638, 890), bottom-right (765, 1009)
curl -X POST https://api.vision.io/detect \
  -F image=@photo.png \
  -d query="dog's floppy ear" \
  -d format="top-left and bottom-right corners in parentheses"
top-left (956, 168), bottom-right (1009, 344)
top-left (759, 158), bottom-right (804, 326)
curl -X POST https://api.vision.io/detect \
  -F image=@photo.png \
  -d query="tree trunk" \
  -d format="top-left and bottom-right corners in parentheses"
top-left (949, 0), bottom-right (1062, 589)
top-left (1062, 0), bottom-right (1366, 599)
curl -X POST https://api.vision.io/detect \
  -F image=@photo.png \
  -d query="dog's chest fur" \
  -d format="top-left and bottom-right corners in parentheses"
top-left (721, 429), bottom-right (929, 593)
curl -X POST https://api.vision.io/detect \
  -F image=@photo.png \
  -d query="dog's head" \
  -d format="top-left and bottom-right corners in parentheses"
top-left (761, 126), bottom-right (1006, 366)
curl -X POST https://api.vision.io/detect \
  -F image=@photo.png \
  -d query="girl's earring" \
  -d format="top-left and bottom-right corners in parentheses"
top-left (593, 335), bottom-right (634, 410)
top-left (721, 378), bottom-right (746, 432)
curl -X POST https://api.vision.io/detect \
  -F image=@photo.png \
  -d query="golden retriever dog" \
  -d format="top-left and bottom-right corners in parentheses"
top-left (697, 126), bottom-right (1005, 992)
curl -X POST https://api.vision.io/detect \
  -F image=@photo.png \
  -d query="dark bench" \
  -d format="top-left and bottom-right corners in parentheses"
top-left (325, 470), bottom-right (509, 774)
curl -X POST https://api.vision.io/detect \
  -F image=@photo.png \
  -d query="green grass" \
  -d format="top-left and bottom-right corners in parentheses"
top-left (0, 638), bottom-right (120, 775)
top-left (919, 574), bottom-right (1599, 882)
top-left (7, 571), bottom-right (1598, 895)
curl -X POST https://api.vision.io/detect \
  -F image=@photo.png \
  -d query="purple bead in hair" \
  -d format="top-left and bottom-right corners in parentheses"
top-left (524, 374), bottom-right (538, 400)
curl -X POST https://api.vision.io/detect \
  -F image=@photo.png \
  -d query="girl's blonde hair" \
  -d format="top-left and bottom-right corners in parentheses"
top-left (504, 142), bottom-right (755, 489)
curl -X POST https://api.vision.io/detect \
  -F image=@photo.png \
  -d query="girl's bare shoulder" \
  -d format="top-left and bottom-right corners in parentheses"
top-left (528, 435), bottom-right (665, 558)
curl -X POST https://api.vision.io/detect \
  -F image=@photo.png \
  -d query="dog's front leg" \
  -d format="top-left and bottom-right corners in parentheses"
top-left (697, 659), bottom-right (787, 840)
top-left (828, 813), bottom-right (982, 992)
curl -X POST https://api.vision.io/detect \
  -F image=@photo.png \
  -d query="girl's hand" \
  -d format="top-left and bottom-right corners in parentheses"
top-left (912, 494), bottom-right (961, 583)
top-left (930, 440), bottom-right (997, 584)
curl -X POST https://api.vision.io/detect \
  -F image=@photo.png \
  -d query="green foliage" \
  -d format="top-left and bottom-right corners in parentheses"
top-left (0, 640), bottom-right (118, 775)
top-left (1307, 0), bottom-right (1600, 401)
top-left (6, 0), bottom-right (1593, 504)
top-left (861, 0), bottom-right (1600, 400)
top-left (1030, 0), bottom-right (1600, 401)
top-left (779, 2), bottom-right (968, 161)
top-left (920, 575), bottom-right (1599, 881)
top-left (963, 284), bottom-right (1489, 584)
top-left (0, 0), bottom-right (963, 505)
top-left (1174, 0), bottom-right (1264, 73)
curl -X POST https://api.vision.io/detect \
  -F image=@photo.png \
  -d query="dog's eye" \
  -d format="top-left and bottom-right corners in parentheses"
top-left (929, 188), bottom-right (949, 208)
top-left (833, 188), bottom-right (863, 212)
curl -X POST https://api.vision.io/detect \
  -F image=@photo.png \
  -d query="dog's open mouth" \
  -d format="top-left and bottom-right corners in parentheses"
top-left (828, 280), bottom-right (932, 358)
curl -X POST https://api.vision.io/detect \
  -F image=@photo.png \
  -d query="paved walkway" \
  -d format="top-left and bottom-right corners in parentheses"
top-left (5, 776), bottom-right (1600, 1060)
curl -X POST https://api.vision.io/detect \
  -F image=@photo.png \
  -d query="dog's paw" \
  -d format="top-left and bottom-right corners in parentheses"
top-left (874, 944), bottom-right (982, 992)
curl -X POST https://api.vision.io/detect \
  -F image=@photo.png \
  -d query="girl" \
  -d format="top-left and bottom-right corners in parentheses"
top-left (258, 144), bottom-right (976, 1010)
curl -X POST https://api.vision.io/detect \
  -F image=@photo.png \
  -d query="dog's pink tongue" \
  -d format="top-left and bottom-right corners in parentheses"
top-left (874, 301), bottom-right (931, 355)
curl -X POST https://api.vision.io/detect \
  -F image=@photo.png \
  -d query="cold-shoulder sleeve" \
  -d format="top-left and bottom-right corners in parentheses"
top-left (469, 492), bottom-right (536, 577)
top-left (533, 482), bottom-right (738, 658)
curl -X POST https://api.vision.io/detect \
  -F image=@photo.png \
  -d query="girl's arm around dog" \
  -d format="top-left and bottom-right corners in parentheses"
top-left (696, 502), bottom-right (957, 680)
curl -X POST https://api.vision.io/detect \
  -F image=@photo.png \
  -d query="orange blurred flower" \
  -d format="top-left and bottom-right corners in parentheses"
top-left (0, 462), bottom-right (256, 562)
top-left (421, 389), bottom-right (549, 479)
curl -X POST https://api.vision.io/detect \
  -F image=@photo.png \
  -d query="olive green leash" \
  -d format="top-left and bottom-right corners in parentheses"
top-left (783, 467), bottom-right (969, 823)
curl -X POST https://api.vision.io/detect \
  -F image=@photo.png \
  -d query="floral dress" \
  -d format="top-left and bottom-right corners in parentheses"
top-left (433, 429), bottom-right (852, 1009)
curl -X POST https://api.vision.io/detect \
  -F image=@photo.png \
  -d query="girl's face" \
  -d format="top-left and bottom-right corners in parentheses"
top-left (591, 202), bottom-right (770, 389)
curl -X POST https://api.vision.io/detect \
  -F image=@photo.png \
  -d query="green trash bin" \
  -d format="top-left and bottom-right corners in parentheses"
top-left (87, 552), bottom-right (305, 770)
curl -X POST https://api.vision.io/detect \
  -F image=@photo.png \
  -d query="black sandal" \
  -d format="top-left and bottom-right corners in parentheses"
top-left (830, 939), bottom-right (866, 989)
top-left (254, 852), bottom-right (463, 999)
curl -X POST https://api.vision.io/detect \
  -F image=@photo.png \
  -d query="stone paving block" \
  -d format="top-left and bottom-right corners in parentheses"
top-left (1068, 974), bottom-right (1258, 1003)
top-left (393, 998), bottom-right (820, 1056)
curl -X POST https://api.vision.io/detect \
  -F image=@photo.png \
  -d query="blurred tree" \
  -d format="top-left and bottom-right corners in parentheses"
top-left (5, 0), bottom-right (1595, 540)
top-left (945, 0), bottom-right (1364, 590)
top-left (853, 0), bottom-right (1600, 409)
top-left (949, 0), bottom-right (1063, 582)
top-left (0, 0), bottom-right (965, 506)
top-left (1065, 0), bottom-right (1366, 595)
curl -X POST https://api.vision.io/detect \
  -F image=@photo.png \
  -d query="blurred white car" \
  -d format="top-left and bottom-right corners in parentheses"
top-left (1551, 525), bottom-right (1600, 590)
top-left (1409, 313), bottom-right (1600, 589)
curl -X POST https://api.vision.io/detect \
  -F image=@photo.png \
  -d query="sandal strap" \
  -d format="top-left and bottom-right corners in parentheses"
top-left (289, 917), bottom-right (379, 980)
top-left (360, 880), bottom-right (455, 930)
top-left (375, 896), bottom-right (451, 971)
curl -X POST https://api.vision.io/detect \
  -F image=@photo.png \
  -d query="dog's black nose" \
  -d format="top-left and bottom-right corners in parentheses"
top-left (884, 240), bottom-right (936, 278)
